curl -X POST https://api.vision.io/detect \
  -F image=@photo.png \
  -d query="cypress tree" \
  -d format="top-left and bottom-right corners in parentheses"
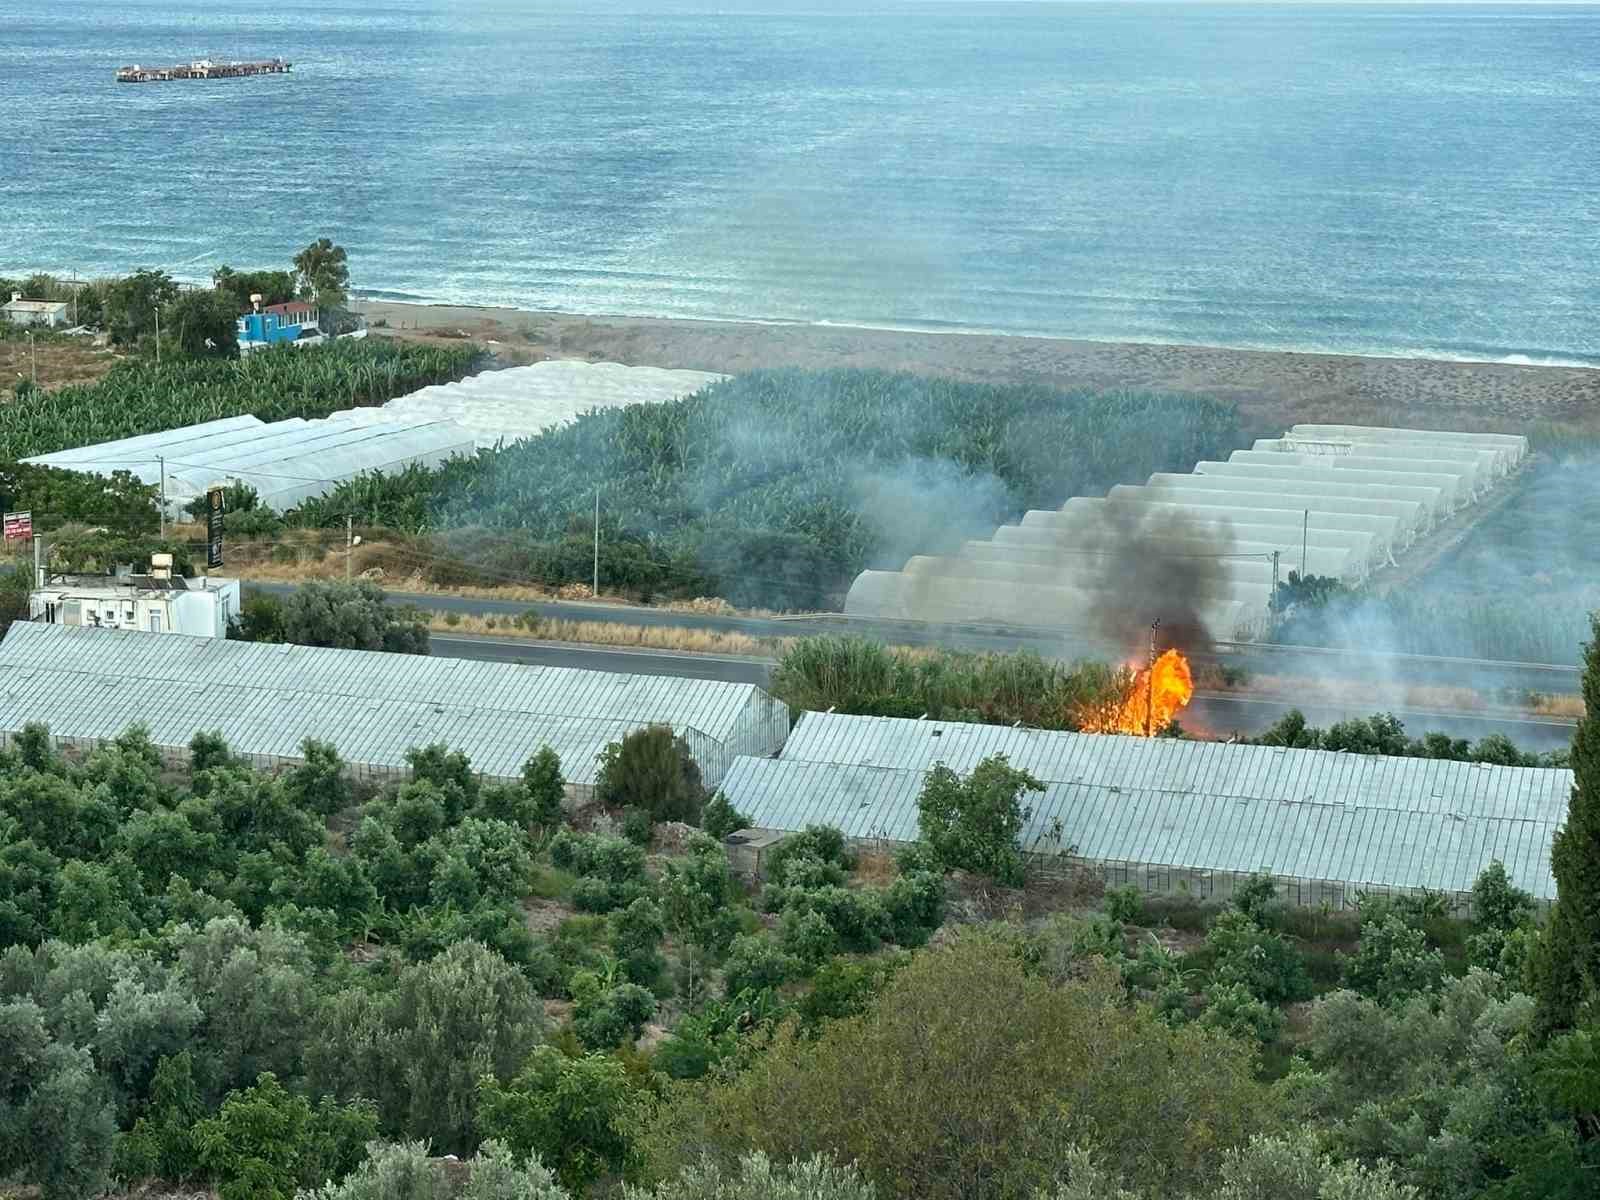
top-left (1534, 615), bottom-right (1600, 1034)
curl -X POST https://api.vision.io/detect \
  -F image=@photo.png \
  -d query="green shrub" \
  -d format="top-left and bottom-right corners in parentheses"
top-left (624, 1152), bottom-right (877, 1200)
top-left (723, 934), bottom-right (801, 998)
top-left (916, 756), bottom-right (1043, 887)
top-left (621, 807), bottom-right (654, 847)
top-left (1105, 885), bottom-right (1146, 925)
top-left (778, 909), bottom-right (839, 971)
top-left (594, 726), bottom-right (704, 824)
top-left (1206, 910), bottom-right (1311, 1006)
top-left (1199, 983), bottom-right (1286, 1045)
top-left (1340, 913), bottom-right (1446, 1005)
top-left (700, 793), bottom-right (752, 840)
top-left (477, 1045), bottom-right (634, 1192)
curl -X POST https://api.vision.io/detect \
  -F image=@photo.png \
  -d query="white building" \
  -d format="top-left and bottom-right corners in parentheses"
top-left (2, 295), bottom-right (71, 328)
top-left (30, 561), bottom-right (240, 639)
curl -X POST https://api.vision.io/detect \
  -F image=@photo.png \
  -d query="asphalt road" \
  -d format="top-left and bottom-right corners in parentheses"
top-left (252, 581), bottom-right (1582, 697)
top-left (429, 633), bottom-right (1579, 754)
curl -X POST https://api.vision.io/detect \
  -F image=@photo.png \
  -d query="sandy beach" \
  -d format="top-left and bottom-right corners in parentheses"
top-left (352, 300), bottom-right (1599, 439)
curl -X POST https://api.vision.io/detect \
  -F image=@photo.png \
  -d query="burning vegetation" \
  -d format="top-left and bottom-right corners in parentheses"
top-left (1077, 648), bottom-right (1195, 736)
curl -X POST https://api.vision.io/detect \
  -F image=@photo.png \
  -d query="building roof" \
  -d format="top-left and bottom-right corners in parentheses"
top-left (778, 713), bottom-right (1572, 824)
top-left (38, 574), bottom-right (240, 594)
top-left (2, 299), bottom-right (69, 314)
top-left (717, 755), bottom-right (1561, 901)
top-left (0, 623), bottom-right (786, 785)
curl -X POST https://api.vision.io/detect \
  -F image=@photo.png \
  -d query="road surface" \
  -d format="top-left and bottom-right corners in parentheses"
top-left (252, 582), bottom-right (1582, 697)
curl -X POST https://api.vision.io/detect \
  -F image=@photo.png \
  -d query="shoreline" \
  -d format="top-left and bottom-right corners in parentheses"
top-left (352, 294), bottom-right (1600, 373)
top-left (351, 298), bottom-right (1600, 435)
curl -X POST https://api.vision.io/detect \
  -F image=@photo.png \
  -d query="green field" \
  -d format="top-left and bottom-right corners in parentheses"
top-left (287, 368), bottom-right (1243, 610)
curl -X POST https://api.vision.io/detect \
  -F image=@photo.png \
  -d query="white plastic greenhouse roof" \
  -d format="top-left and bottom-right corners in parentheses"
top-left (844, 424), bottom-right (1516, 638)
top-left (718, 755), bottom-right (1560, 901)
top-left (24, 412), bottom-right (476, 511)
top-left (777, 713), bottom-right (1571, 822)
top-left (366, 360), bottom-right (726, 449)
top-left (0, 624), bottom-right (787, 785)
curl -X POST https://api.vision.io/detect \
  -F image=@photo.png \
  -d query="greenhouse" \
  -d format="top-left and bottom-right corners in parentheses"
top-left (1144, 471), bottom-right (1441, 532)
top-left (1287, 425), bottom-right (1528, 469)
top-left (365, 359), bottom-right (727, 448)
top-left (0, 624), bottom-right (789, 793)
top-left (714, 711), bottom-right (1569, 908)
top-left (1227, 450), bottom-right (1478, 506)
top-left (966, 533), bottom-right (1361, 585)
top-left (842, 570), bottom-right (1268, 640)
top-left (1121, 482), bottom-right (1426, 544)
top-left (1191, 461), bottom-right (1454, 521)
top-left (23, 411), bottom-right (477, 512)
top-left (1256, 438), bottom-right (1502, 489)
top-left (843, 424), bottom-right (1512, 638)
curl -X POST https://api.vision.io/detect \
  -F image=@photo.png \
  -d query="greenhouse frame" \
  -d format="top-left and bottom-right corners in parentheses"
top-left (369, 360), bottom-right (726, 448)
top-left (718, 712), bottom-right (1569, 910)
top-left (843, 424), bottom-right (1515, 638)
top-left (1144, 471), bottom-right (1440, 533)
top-left (0, 624), bottom-right (789, 794)
top-left (24, 412), bottom-right (477, 512)
top-left (1256, 438), bottom-right (1502, 489)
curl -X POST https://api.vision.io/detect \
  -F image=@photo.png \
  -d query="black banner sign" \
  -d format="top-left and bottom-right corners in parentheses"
top-left (207, 487), bottom-right (224, 568)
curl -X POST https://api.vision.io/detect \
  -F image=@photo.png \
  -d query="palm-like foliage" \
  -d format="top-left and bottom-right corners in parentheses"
top-left (0, 340), bottom-right (479, 461)
top-left (289, 369), bottom-right (1240, 610)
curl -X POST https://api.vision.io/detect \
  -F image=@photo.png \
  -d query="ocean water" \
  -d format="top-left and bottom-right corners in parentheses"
top-left (2, 0), bottom-right (1597, 364)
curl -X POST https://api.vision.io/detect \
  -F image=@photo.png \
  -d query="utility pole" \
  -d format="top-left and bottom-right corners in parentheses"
top-left (592, 487), bottom-right (600, 598)
top-left (27, 330), bottom-right (35, 386)
top-left (33, 533), bottom-right (44, 590)
top-left (1301, 509), bottom-right (1309, 581)
top-left (154, 305), bottom-right (160, 366)
top-left (1270, 549), bottom-right (1281, 622)
top-left (157, 455), bottom-right (166, 538)
top-left (346, 515), bottom-right (354, 581)
top-left (1146, 618), bottom-right (1160, 738)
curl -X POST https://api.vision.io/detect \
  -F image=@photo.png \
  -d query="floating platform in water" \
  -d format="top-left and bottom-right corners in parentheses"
top-left (115, 58), bottom-right (291, 84)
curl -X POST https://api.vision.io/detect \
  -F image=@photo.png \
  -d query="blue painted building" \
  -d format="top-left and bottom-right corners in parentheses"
top-left (237, 301), bottom-right (320, 352)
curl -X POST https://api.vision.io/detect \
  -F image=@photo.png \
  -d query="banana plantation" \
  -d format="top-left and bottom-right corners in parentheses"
top-left (0, 340), bottom-right (479, 461)
top-left (288, 369), bottom-right (1242, 610)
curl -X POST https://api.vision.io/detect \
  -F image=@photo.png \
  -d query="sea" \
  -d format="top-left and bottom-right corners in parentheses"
top-left (2, 0), bottom-right (1597, 365)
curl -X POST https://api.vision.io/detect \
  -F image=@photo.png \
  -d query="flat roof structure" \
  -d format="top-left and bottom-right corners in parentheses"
top-left (0, 624), bottom-right (789, 789)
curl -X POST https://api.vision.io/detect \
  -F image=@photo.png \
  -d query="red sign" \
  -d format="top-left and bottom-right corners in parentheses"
top-left (2, 511), bottom-right (31, 542)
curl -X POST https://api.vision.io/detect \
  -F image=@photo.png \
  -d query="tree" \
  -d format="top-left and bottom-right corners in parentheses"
top-left (701, 792), bottom-right (752, 840)
top-left (632, 935), bottom-right (1268, 1198)
top-left (164, 288), bottom-right (240, 357)
top-left (594, 726), bottom-right (705, 823)
top-left (311, 941), bottom-right (544, 1155)
top-left (916, 754), bottom-right (1043, 886)
top-left (294, 238), bottom-right (351, 309)
top-left (102, 269), bottom-right (179, 347)
top-left (478, 1045), bottom-right (634, 1192)
top-left (626, 1153), bottom-right (877, 1200)
top-left (238, 581), bottom-right (429, 654)
top-left (522, 747), bottom-right (566, 830)
top-left (300, 1140), bottom-right (569, 1200)
top-left (212, 266), bottom-right (298, 311)
top-left (1339, 913), bottom-right (1446, 1005)
top-left (1534, 615), bottom-right (1600, 1035)
top-left (192, 1072), bottom-right (376, 1200)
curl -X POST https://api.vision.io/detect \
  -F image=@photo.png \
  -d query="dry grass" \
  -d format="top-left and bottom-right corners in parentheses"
top-left (0, 335), bottom-right (118, 392)
top-left (1223, 672), bottom-right (1579, 718)
top-left (429, 610), bottom-right (788, 657)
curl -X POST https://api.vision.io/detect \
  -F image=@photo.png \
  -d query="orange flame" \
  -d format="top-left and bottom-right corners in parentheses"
top-left (1078, 648), bottom-right (1195, 736)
